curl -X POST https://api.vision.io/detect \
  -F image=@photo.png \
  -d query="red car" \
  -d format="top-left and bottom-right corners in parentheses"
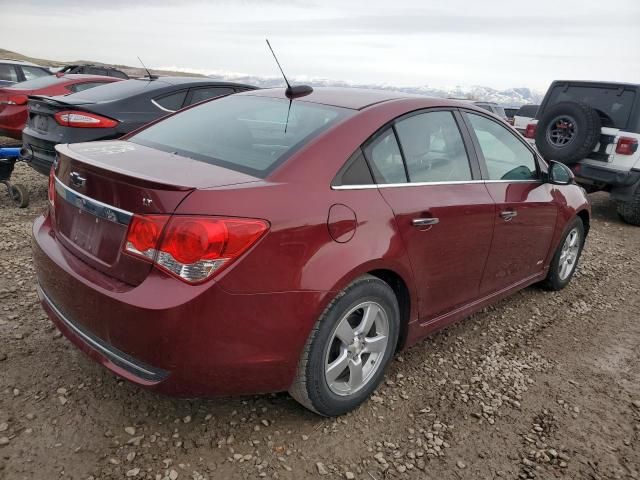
top-left (33, 88), bottom-right (590, 416)
top-left (0, 74), bottom-right (120, 139)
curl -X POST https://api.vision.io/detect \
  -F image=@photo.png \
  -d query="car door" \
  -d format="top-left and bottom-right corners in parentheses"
top-left (365, 109), bottom-right (496, 321)
top-left (462, 110), bottom-right (558, 294)
top-left (185, 86), bottom-right (235, 106)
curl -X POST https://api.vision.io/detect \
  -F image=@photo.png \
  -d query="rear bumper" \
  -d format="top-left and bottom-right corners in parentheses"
top-left (573, 163), bottom-right (640, 188)
top-left (21, 132), bottom-right (56, 176)
top-left (33, 213), bottom-right (328, 396)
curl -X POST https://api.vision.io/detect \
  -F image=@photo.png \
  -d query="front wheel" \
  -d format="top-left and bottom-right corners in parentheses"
top-left (10, 184), bottom-right (29, 208)
top-left (542, 217), bottom-right (585, 290)
top-left (289, 275), bottom-right (400, 416)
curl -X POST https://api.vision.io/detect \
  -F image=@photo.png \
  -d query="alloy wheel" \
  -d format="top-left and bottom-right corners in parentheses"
top-left (559, 227), bottom-right (581, 280)
top-left (546, 115), bottom-right (578, 147)
top-left (324, 302), bottom-right (389, 396)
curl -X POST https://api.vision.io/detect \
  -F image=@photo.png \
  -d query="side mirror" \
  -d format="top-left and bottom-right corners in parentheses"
top-left (547, 161), bottom-right (574, 185)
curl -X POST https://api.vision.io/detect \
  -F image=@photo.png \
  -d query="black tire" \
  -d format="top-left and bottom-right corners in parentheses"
top-left (542, 217), bottom-right (585, 291)
top-left (10, 184), bottom-right (29, 208)
top-left (535, 102), bottom-right (601, 164)
top-left (289, 275), bottom-right (400, 416)
top-left (617, 189), bottom-right (640, 226)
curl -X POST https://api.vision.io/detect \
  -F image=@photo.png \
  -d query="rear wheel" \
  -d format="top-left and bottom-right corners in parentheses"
top-left (617, 189), bottom-right (640, 226)
top-left (542, 218), bottom-right (585, 290)
top-left (10, 184), bottom-right (29, 208)
top-left (289, 275), bottom-right (400, 416)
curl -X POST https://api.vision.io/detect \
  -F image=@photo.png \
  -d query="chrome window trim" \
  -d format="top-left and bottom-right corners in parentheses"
top-left (37, 285), bottom-right (167, 381)
top-left (150, 98), bottom-right (176, 113)
top-left (54, 176), bottom-right (133, 225)
top-left (331, 179), bottom-right (541, 190)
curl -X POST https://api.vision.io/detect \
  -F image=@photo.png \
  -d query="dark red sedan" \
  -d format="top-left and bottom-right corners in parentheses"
top-left (0, 74), bottom-right (120, 139)
top-left (33, 88), bottom-right (590, 416)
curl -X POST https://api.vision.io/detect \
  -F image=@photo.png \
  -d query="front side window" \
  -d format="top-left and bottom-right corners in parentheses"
top-left (363, 129), bottom-right (407, 184)
top-left (21, 66), bottom-right (49, 81)
top-left (466, 112), bottom-right (538, 181)
top-left (395, 111), bottom-right (472, 183)
top-left (130, 95), bottom-right (351, 177)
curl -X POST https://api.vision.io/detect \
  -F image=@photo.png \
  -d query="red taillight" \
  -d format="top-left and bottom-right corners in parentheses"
top-left (124, 215), bottom-right (269, 284)
top-left (615, 136), bottom-right (639, 156)
top-left (0, 94), bottom-right (28, 106)
top-left (524, 123), bottom-right (537, 139)
top-left (54, 110), bottom-right (119, 128)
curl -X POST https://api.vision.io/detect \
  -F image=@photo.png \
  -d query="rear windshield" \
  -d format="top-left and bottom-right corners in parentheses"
top-left (8, 75), bottom-right (64, 90)
top-left (516, 105), bottom-right (539, 117)
top-left (129, 95), bottom-right (352, 177)
top-left (543, 85), bottom-right (636, 129)
top-left (66, 78), bottom-right (163, 102)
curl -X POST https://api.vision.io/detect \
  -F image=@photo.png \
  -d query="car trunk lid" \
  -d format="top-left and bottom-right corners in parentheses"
top-left (52, 140), bottom-right (259, 285)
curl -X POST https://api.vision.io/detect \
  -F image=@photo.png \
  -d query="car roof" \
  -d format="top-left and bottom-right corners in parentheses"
top-left (240, 87), bottom-right (447, 110)
top-left (135, 76), bottom-right (257, 89)
top-left (551, 80), bottom-right (640, 89)
top-left (0, 58), bottom-right (44, 67)
top-left (240, 87), bottom-right (483, 111)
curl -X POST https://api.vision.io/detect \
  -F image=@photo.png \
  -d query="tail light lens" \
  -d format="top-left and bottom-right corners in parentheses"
top-left (0, 94), bottom-right (28, 106)
top-left (615, 137), bottom-right (639, 155)
top-left (524, 123), bottom-right (537, 139)
top-left (124, 215), bottom-right (269, 284)
top-left (54, 110), bottom-right (119, 128)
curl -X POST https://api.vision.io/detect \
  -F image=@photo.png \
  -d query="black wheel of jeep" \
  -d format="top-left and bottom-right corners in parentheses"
top-left (289, 275), bottom-right (400, 416)
top-left (617, 190), bottom-right (640, 226)
top-left (535, 101), bottom-right (601, 165)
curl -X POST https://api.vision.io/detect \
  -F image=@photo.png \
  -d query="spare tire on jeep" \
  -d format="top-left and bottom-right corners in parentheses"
top-left (535, 101), bottom-right (601, 164)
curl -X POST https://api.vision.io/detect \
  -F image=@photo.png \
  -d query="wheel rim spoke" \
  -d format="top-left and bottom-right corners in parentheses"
top-left (334, 317), bottom-right (355, 346)
top-left (364, 334), bottom-right (387, 354)
top-left (325, 349), bottom-right (349, 386)
top-left (347, 357), bottom-right (363, 390)
top-left (356, 304), bottom-right (380, 336)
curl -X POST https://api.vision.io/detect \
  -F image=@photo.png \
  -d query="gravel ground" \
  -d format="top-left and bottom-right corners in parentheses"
top-left (1, 152), bottom-right (639, 480)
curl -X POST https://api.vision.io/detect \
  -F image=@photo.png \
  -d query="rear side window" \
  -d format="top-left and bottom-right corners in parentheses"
top-left (466, 113), bottom-right (538, 181)
top-left (0, 64), bottom-right (18, 82)
top-left (332, 149), bottom-right (373, 186)
top-left (129, 95), bottom-right (351, 177)
top-left (395, 111), bottom-right (472, 183)
top-left (21, 66), bottom-right (49, 81)
top-left (153, 91), bottom-right (187, 111)
top-left (363, 129), bottom-right (407, 184)
top-left (544, 85), bottom-right (636, 129)
top-left (109, 70), bottom-right (128, 79)
top-left (188, 87), bottom-right (235, 105)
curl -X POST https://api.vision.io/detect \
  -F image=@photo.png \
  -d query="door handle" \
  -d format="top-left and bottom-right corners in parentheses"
top-left (412, 217), bottom-right (439, 228)
top-left (500, 210), bottom-right (518, 221)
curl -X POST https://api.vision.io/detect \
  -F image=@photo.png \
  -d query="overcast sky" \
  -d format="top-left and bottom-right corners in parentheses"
top-left (2, 0), bottom-right (639, 92)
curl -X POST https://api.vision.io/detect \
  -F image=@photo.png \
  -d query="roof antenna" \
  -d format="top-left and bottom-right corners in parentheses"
top-left (137, 56), bottom-right (158, 80)
top-left (265, 39), bottom-right (312, 98)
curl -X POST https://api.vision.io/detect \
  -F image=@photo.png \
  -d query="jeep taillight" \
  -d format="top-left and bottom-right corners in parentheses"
top-left (124, 215), bottom-right (269, 284)
top-left (615, 137), bottom-right (638, 156)
top-left (524, 123), bottom-right (537, 139)
top-left (54, 110), bottom-right (119, 128)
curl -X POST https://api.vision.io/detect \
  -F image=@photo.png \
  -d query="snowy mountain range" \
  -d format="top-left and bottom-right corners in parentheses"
top-left (160, 67), bottom-right (543, 106)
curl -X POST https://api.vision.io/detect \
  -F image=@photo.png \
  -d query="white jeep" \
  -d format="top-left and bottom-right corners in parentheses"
top-left (524, 80), bottom-right (640, 225)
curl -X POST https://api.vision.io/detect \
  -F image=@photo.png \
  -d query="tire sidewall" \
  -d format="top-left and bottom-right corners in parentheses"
top-left (305, 278), bottom-right (400, 416)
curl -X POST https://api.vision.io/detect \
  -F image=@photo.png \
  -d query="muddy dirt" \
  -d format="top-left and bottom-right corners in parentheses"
top-left (1, 154), bottom-right (639, 480)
